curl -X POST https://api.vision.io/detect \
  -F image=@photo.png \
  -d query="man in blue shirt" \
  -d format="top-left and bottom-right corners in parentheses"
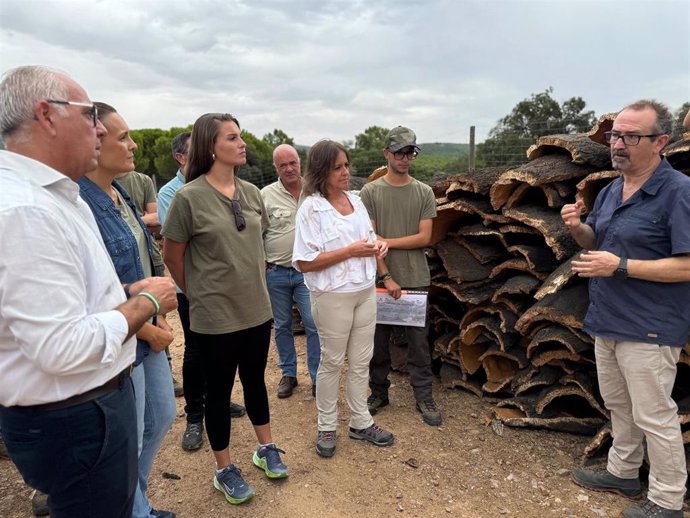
top-left (158, 132), bottom-right (246, 452)
top-left (563, 100), bottom-right (690, 518)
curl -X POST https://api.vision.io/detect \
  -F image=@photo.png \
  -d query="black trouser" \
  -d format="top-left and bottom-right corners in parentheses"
top-left (369, 287), bottom-right (434, 402)
top-left (178, 293), bottom-right (205, 423)
top-left (193, 321), bottom-right (272, 451)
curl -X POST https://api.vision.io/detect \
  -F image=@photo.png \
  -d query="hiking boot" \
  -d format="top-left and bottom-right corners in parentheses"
top-left (181, 422), bottom-right (204, 451)
top-left (252, 444), bottom-right (288, 479)
top-left (30, 489), bottom-right (49, 517)
top-left (151, 510), bottom-right (176, 518)
top-left (172, 377), bottom-right (183, 398)
top-left (348, 423), bottom-right (395, 446)
top-left (571, 469), bottom-right (642, 499)
top-left (316, 430), bottom-right (337, 457)
top-left (620, 499), bottom-right (683, 517)
top-left (367, 394), bottom-right (389, 416)
top-left (213, 464), bottom-right (254, 504)
top-left (230, 401), bottom-right (246, 418)
top-left (277, 376), bottom-right (298, 398)
top-left (416, 399), bottom-right (442, 426)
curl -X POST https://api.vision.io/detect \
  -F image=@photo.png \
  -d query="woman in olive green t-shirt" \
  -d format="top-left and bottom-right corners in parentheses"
top-left (163, 113), bottom-right (287, 505)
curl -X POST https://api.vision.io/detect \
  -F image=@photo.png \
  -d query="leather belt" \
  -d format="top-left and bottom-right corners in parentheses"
top-left (12, 366), bottom-right (132, 412)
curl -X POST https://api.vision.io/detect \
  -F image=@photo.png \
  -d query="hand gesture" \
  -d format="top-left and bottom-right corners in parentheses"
top-left (374, 240), bottom-right (388, 259)
top-left (347, 238), bottom-right (378, 258)
top-left (383, 278), bottom-right (402, 300)
top-left (561, 199), bottom-right (585, 230)
top-left (130, 277), bottom-right (178, 314)
top-left (571, 250), bottom-right (619, 277)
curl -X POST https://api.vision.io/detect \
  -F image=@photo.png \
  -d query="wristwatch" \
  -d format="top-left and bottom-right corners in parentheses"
top-left (614, 256), bottom-right (628, 280)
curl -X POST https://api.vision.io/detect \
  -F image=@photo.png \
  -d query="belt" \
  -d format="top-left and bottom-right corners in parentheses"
top-left (13, 366), bottom-right (132, 412)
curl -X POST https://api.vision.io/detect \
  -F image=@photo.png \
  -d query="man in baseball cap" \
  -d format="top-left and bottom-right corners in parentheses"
top-left (385, 126), bottom-right (421, 153)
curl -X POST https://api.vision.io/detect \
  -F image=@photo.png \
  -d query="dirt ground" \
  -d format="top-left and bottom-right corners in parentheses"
top-left (0, 311), bottom-right (670, 518)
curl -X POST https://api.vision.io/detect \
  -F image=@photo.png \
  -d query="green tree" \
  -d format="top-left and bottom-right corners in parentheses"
top-left (478, 87), bottom-right (596, 167)
top-left (238, 130), bottom-right (275, 188)
top-left (131, 128), bottom-right (165, 177)
top-left (350, 126), bottom-right (390, 177)
top-left (262, 129), bottom-right (294, 148)
top-left (354, 126), bottom-right (389, 150)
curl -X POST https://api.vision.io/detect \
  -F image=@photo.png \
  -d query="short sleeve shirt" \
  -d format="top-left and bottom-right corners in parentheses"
top-left (115, 171), bottom-right (156, 216)
top-left (162, 176), bottom-right (272, 334)
top-left (261, 180), bottom-right (300, 267)
top-left (584, 158), bottom-right (690, 346)
top-left (359, 176), bottom-right (437, 287)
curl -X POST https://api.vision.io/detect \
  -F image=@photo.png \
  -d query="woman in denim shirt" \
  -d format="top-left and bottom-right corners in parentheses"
top-left (78, 103), bottom-right (176, 518)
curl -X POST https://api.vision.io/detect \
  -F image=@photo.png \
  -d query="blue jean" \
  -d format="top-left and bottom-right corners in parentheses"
top-left (131, 350), bottom-right (176, 518)
top-left (266, 264), bottom-right (320, 383)
top-left (0, 377), bottom-right (138, 518)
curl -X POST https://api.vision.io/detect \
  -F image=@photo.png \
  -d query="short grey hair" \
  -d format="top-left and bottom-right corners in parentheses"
top-left (0, 65), bottom-right (69, 139)
top-left (623, 99), bottom-right (673, 137)
top-left (171, 131), bottom-right (191, 157)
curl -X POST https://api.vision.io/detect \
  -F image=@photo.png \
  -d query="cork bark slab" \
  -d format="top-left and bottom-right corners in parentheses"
top-left (502, 204), bottom-right (581, 260)
top-left (587, 112), bottom-right (617, 146)
top-left (526, 133), bottom-right (611, 169)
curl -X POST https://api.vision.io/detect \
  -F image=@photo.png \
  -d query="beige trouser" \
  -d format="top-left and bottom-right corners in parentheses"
top-left (311, 286), bottom-right (376, 431)
top-left (595, 337), bottom-right (686, 510)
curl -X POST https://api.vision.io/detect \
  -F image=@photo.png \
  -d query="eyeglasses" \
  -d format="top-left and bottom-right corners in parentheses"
top-left (230, 199), bottom-right (246, 231)
top-left (604, 131), bottom-right (661, 146)
top-left (276, 160), bottom-right (299, 171)
top-left (390, 149), bottom-right (418, 160)
top-left (46, 99), bottom-right (98, 127)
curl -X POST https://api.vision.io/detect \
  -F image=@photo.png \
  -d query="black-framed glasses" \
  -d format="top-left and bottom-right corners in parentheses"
top-left (604, 131), bottom-right (661, 146)
top-left (230, 199), bottom-right (246, 231)
top-left (46, 99), bottom-right (98, 127)
top-left (391, 149), bottom-right (418, 160)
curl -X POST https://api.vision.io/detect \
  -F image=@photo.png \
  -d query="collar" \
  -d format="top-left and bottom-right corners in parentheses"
top-left (0, 150), bottom-right (80, 202)
top-left (175, 170), bottom-right (185, 183)
top-left (309, 190), bottom-right (358, 212)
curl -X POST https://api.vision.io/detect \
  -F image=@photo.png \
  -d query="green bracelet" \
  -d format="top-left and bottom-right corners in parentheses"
top-left (137, 291), bottom-right (160, 315)
top-left (378, 272), bottom-right (392, 282)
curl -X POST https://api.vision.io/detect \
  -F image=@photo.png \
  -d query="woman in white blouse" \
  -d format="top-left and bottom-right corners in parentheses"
top-left (292, 139), bottom-right (395, 458)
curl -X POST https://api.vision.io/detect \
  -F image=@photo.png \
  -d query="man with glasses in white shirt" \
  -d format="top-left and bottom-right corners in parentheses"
top-left (0, 65), bottom-right (177, 518)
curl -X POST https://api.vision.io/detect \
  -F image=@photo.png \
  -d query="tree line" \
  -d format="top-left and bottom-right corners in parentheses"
top-left (128, 91), bottom-right (690, 189)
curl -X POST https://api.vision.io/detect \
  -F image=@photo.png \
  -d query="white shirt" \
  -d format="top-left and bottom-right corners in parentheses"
top-left (0, 151), bottom-right (134, 406)
top-left (292, 191), bottom-right (376, 293)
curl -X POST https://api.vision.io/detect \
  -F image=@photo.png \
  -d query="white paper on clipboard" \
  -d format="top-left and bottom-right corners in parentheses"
top-left (375, 288), bottom-right (427, 327)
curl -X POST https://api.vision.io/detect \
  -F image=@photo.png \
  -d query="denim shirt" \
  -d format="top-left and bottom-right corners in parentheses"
top-left (78, 176), bottom-right (158, 364)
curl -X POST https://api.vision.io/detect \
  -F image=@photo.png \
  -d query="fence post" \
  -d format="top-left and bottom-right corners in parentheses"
top-left (468, 126), bottom-right (476, 172)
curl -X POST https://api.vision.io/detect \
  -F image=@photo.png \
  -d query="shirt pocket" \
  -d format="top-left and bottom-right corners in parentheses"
top-left (270, 208), bottom-right (292, 230)
top-left (103, 236), bottom-right (138, 281)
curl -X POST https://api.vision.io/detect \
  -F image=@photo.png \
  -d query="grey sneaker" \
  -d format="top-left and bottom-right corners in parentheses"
top-left (316, 430), bottom-right (336, 457)
top-left (367, 394), bottom-right (389, 416)
top-left (621, 499), bottom-right (683, 517)
top-left (181, 421), bottom-right (204, 451)
top-left (348, 423), bottom-right (394, 446)
top-left (416, 399), bottom-right (442, 426)
top-left (571, 469), bottom-right (642, 499)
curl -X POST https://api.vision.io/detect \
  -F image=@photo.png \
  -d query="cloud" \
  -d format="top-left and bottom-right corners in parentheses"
top-left (2, 0), bottom-right (688, 144)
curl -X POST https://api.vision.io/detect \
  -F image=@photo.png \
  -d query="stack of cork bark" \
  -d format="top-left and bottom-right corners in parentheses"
top-left (428, 115), bottom-right (690, 464)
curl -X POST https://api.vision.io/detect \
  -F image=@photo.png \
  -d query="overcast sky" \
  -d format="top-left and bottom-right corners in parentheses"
top-left (1, 0), bottom-right (688, 145)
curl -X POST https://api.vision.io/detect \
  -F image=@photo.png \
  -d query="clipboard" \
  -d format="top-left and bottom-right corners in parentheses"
top-left (375, 288), bottom-right (427, 327)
